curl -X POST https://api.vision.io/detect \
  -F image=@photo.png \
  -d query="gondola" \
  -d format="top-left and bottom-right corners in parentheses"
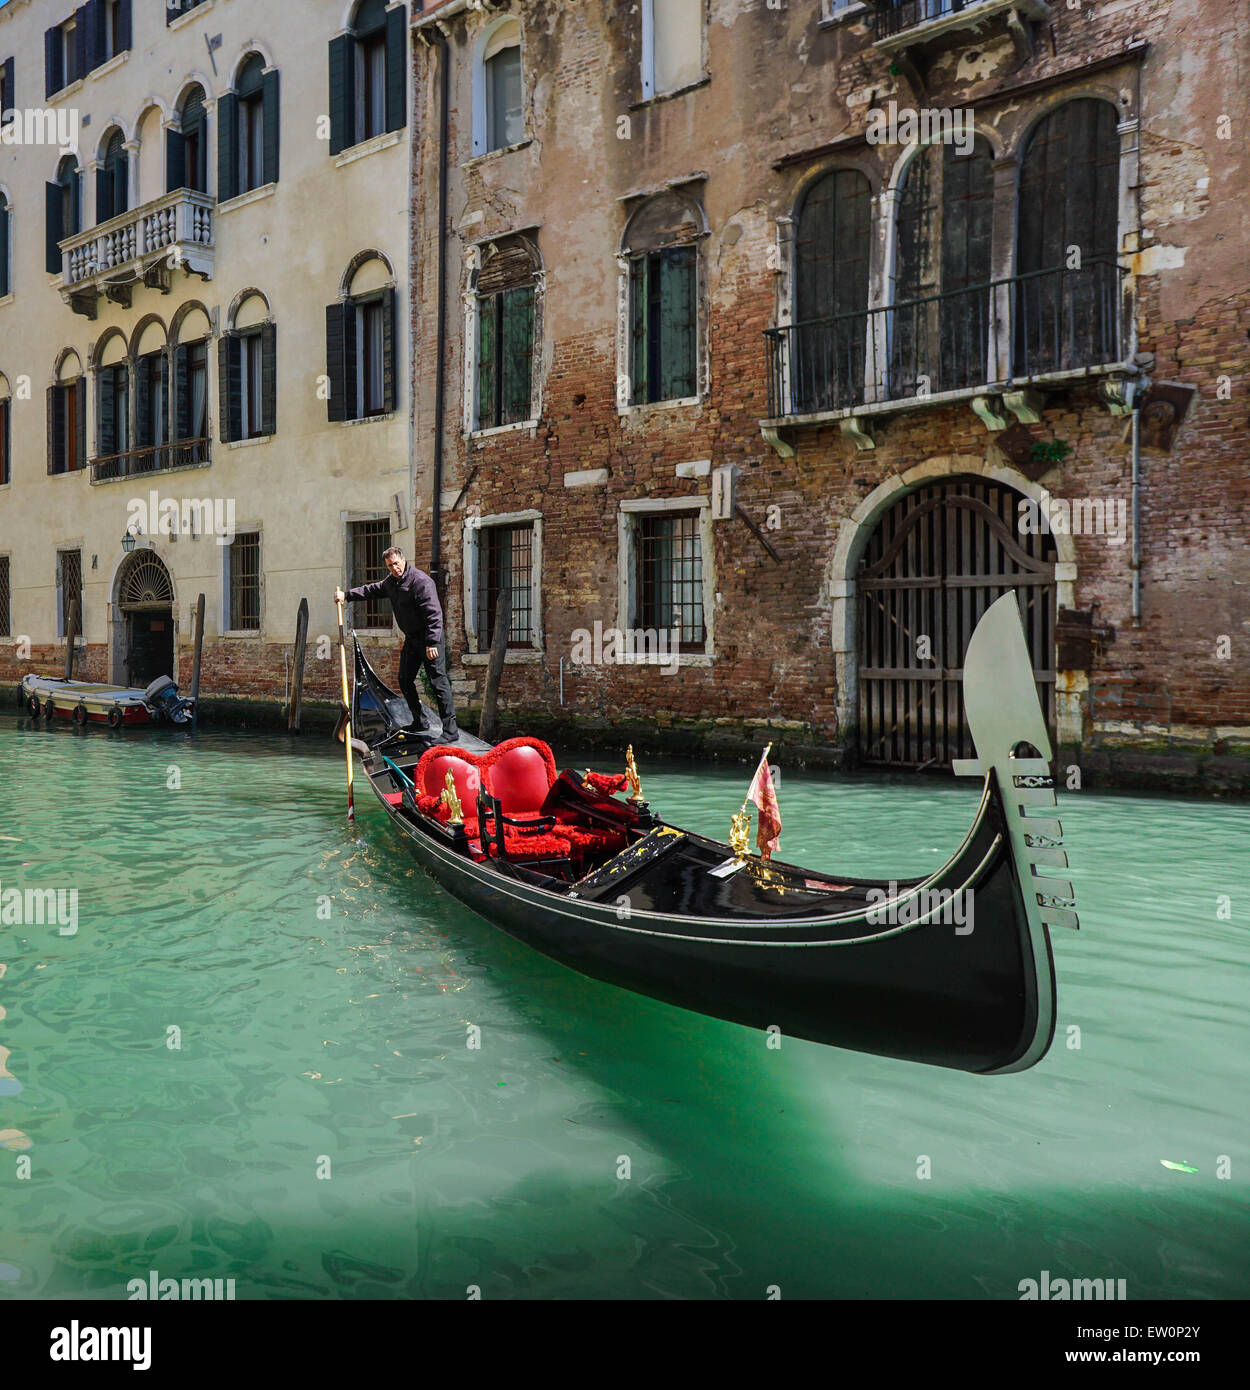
top-left (350, 595), bottom-right (1077, 1074)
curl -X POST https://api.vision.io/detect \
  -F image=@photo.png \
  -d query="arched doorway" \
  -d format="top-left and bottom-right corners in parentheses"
top-left (856, 477), bottom-right (1056, 766)
top-left (115, 551), bottom-right (176, 687)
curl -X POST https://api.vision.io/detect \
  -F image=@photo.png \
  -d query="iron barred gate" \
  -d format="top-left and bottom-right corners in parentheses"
top-left (857, 478), bottom-right (1057, 766)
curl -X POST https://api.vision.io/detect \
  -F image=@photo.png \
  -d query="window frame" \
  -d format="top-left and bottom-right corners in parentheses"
top-left (463, 235), bottom-right (542, 436)
top-left (617, 497), bottom-right (715, 662)
top-left (224, 529), bottom-right (262, 634)
top-left (462, 509), bottom-right (543, 658)
top-left (472, 17), bottom-right (525, 157)
top-left (345, 515), bottom-right (394, 632)
top-left (640, 0), bottom-right (706, 103)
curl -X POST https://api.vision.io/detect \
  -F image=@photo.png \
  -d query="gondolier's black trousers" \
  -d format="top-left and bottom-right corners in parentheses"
top-left (398, 636), bottom-right (457, 731)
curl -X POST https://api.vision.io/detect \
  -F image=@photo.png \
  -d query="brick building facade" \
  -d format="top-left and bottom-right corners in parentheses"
top-left (406, 0), bottom-right (1249, 780)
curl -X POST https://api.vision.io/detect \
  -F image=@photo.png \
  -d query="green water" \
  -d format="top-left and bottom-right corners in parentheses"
top-left (1, 716), bottom-right (1247, 1300)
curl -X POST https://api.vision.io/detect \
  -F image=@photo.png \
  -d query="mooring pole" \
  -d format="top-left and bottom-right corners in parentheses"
top-left (288, 596), bottom-right (309, 732)
top-left (190, 592), bottom-right (205, 733)
top-left (478, 586), bottom-right (511, 743)
top-left (64, 596), bottom-right (81, 680)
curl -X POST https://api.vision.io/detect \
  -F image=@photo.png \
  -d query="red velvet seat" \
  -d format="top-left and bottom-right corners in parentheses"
top-left (413, 745), bottom-right (483, 831)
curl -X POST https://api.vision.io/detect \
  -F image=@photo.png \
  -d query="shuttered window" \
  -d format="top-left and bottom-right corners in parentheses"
top-left (329, 0), bottom-right (405, 156)
top-left (47, 378), bottom-right (86, 474)
top-left (629, 246), bottom-right (696, 405)
top-left (327, 281), bottom-right (395, 422)
top-left (0, 398), bottom-right (10, 488)
top-left (97, 362), bottom-right (130, 459)
top-left (0, 56), bottom-right (14, 121)
top-left (475, 238), bottom-right (536, 428)
top-left (230, 54), bottom-right (278, 197)
top-left (169, 85), bottom-right (208, 194)
top-left (166, 0), bottom-right (210, 23)
top-left (0, 195), bottom-right (9, 298)
top-left (220, 324), bottom-right (275, 442)
top-left (97, 129), bottom-right (128, 224)
top-left (174, 339), bottom-right (209, 443)
top-left (47, 156), bottom-right (81, 273)
top-left (136, 351), bottom-right (168, 451)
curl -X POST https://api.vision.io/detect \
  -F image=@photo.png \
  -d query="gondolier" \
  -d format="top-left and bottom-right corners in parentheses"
top-left (335, 547), bottom-right (459, 740)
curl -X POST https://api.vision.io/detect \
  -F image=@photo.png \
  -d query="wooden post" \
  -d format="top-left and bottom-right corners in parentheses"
top-left (478, 586), bottom-right (511, 743)
top-left (190, 592), bottom-right (205, 733)
top-left (64, 596), bottom-right (81, 680)
top-left (288, 597), bottom-right (309, 732)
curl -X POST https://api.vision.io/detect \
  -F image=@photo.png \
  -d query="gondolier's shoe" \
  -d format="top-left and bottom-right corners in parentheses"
top-left (441, 719), bottom-right (460, 741)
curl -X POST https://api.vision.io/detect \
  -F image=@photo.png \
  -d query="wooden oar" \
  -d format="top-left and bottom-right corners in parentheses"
top-left (335, 597), bottom-right (355, 824)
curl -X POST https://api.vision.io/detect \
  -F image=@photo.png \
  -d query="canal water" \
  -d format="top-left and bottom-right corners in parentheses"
top-left (1, 715), bottom-right (1247, 1300)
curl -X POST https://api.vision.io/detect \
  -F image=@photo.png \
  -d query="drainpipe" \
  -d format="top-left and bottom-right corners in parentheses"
top-left (1129, 376), bottom-right (1147, 627)
top-left (428, 24), bottom-right (451, 600)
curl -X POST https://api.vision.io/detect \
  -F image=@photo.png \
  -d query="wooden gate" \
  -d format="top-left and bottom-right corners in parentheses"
top-left (857, 478), bottom-right (1056, 766)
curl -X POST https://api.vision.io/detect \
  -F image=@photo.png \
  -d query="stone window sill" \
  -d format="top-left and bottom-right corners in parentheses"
top-left (630, 76), bottom-right (711, 112)
top-left (221, 629), bottom-right (262, 639)
top-left (818, 2), bottom-right (869, 28)
top-left (468, 419), bottom-right (538, 440)
top-left (218, 183), bottom-right (277, 214)
top-left (0, 294), bottom-right (13, 309)
top-left (619, 395), bottom-right (701, 418)
top-left (335, 130), bottom-right (402, 167)
top-left (168, 0), bottom-right (217, 32)
top-left (464, 138), bottom-right (532, 168)
top-left (226, 435), bottom-right (273, 450)
top-left (90, 51), bottom-right (129, 81)
top-left (338, 412), bottom-right (396, 427)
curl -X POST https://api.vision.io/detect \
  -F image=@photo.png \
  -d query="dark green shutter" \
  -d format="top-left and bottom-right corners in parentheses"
top-left (46, 182), bottom-right (63, 273)
top-left (381, 288), bottom-right (396, 413)
top-left (501, 286), bottom-right (533, 424)
top-left (326, 302), bottom-right (347, 422)
top-left (262, 69), bottom-right (280, 185)
top-left (99, 368), bottom-right (115, 455)
top-left (89, 0), bottom-right (107, 65)
top-left (328, 33), bottom-right (354, 155)
top-left (659, 245), bottom-right (696, 401)
top-left (2, 56), bottom-right (15, 117)
top-left (173, 345), bottom-right (189, 439)
top-left (96, 166), bottom-right (111, 223)
top-left (477, 296), bottom-right (497, 429)
top-left (217, 92), bottom-right (239, 202)
top-left (74, 6), bottom-right (91, 82)
top-left (47, 385), bottom-right (59, 473)
top-left (629, 256), bottom-right (648, 405)
top-left (0, 200), bottom-right (10, 296)
top-left (117, 0), bottom-right (132, 53)
top-left (74, 379), bottom-right (86, 469)
top-left (219, 335), bottom-right (242, 442)
top-left (385, 4), bottom-right (407, 133)
top-left (45, 27), bottom-right (62, 99)
top-left (260, 323), bottom-right (277, 435)
top-left (136, 356), bottom-right (150, 447)
top-left (166, 128), bottom-right (186, 192)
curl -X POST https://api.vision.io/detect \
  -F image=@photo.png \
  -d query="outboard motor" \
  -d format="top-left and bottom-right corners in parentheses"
top-left (144, 675), bottom-right (194, 725)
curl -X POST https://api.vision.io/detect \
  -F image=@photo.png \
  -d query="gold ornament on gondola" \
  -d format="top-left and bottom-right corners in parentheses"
top-left (729, 809), bottom-right (751, 861)
top-left (625, 745), bottom-right (644, 803)
top-left (440, 770), bottom-right (463, 825)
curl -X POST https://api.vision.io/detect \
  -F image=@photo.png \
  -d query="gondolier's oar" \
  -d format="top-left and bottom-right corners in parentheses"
top-left (335, 596), bottom-right (355, 824)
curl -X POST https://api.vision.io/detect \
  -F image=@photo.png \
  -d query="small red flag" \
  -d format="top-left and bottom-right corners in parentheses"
top-left (747, 755), bottom-right (782, 861)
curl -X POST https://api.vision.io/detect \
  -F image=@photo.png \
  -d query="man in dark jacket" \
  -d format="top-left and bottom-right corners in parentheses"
top-left (335, 547), bottom-right (459, 739)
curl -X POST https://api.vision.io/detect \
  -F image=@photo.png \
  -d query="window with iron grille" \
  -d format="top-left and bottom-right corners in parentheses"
top-left (348, 518), bottom-right (392, 628)
top-left (636, 511), bottom-right (704, 650)
top-left (477, 523), bottom-right (533, 649)
top-left (0, 556), bottom-right (10, 638)
top-left (228, 532), bottom-right (261, 631)
top-left (57, 548), bottom-right (82, 638)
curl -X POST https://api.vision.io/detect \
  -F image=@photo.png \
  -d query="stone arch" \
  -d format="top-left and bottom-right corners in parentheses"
top-left (1008, 89), bottom-right (1126, 162)
top-left (339, 247), bottom-right (396, 299)
top-left (172, 73), bottom-right (217, 113)
top-left (108, 544), bottom-right (179, 685)
top-left (226, 41), bottom-right (277, 89)
top-left (128, 313), bottom-right (168, 358)
top-left (826, 454), bottom-right (1077, 737)
top-left (620, 187), bottom-right (707, 254)
top-left (90, 326), bottom-right (128, 367)
top-left (227, 286), bottom-right (271, 330)
top-left (170, 298), bottom-right (214, 343)
top-left (54, 347), bottom-right (84, 382)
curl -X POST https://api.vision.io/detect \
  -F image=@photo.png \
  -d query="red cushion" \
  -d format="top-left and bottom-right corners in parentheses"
top-left (481, 738), bottom-right (557, 814)
top-left (416, 747), bottom-right (482, 813)
top-left (485, 829), bottom-right (571, 860)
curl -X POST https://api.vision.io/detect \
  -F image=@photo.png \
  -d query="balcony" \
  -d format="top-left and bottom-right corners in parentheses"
top-left (870, 0), bottom-right (1050, 90)
top-left (763, 261), bottom-right (1132, 445)
top-left (59, 189), bottom-right (215, 319)
top-left (91, 438), bottom-right (212, 484)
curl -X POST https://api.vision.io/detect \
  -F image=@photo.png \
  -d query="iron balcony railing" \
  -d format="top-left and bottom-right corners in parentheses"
top-left (91, 438), bottom-right (212, 482)
top-left (765, 260), bottom-right (1128, 420)
top-left (872, 0), bottom-right (988, 41)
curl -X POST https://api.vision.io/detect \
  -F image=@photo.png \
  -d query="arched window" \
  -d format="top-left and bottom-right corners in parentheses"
top-left (1016, 98), bottom-right (1121, 374)
top-left (892, 136), bottom-right (993, 396)
top-left (792, 168), bottom-right (871, 411)
top-left (329, 0), bottom-right (406, 155)
top-left (97, 129), bottom-right (128, 224)
top-left (48, 350), bottom-right (86, 475)
top-left (623, 191), bottom-right (703, 406)
top-left (170, 85), bottom-right (209, 194)
top-left (172, 304), bottom-right (212, 464)
top-left (473, 236), bottom-right (538, 429)
top-left (94, 330), bottom-right (131, 473)
top-left (220, 53), bottom-right (279, 200)
top-left (326, 254), bottom-right (396, 422)
top-left (134, 319), bottom-right (169, 462)
top-left (221, 291), bottom-right (275, 441)
top-left (0, 373), bottom-right (11, 490)
top-left (475, 18), bottom-right (524, 155)
top-left (45, 155), bottom-right (81, 274)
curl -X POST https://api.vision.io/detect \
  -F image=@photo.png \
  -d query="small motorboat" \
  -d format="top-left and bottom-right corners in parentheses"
top-left (349, 596), bottom-right (1078, 1074)
top-left (19, 673), bottom-right (194, 728)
